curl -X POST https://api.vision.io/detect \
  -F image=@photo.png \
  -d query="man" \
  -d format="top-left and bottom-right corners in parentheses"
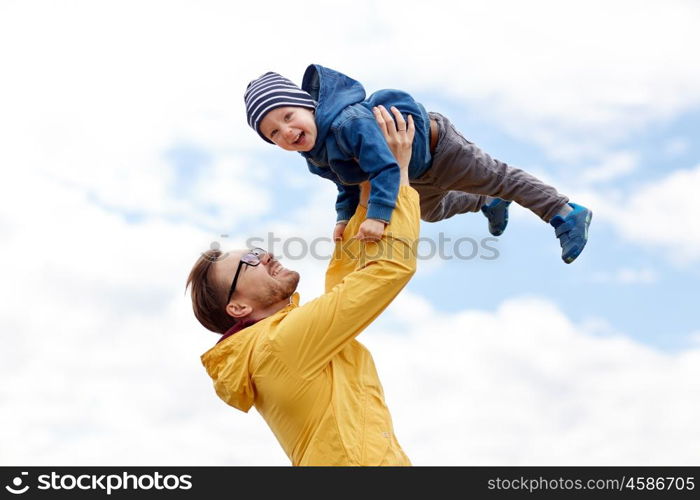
top-left (187, 106), bottom-right (420, 465)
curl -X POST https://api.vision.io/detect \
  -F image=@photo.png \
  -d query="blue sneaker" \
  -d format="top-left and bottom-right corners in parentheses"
top-left (481, 198), bottom-right (511, 236)
top-left (550, 203), bottom-right (592, 264)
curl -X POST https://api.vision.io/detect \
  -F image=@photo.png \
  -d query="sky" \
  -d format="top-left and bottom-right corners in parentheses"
top-left (1, 0), bottom-right (699, 465)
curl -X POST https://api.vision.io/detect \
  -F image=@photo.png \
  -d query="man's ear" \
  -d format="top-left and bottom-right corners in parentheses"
top-left (226, 300), bottom-right (253, 319)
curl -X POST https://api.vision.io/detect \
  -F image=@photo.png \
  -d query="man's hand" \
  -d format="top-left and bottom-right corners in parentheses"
top-left (373, 105), bottom-right (414, 186)
top-left (333, 221), bottom-right (348, 241)
top-left (355, 218), bottom-right (386, 242)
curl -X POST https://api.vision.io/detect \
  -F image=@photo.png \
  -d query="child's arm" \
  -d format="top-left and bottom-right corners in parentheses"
top-left (333, 182), bottom-right (370, 241)
top-left (335, 183), bottom-right (361, 223)
top-left (349, 108), bottom-right (415, 243)
top-left (332, 183), bottom-right (360, 241)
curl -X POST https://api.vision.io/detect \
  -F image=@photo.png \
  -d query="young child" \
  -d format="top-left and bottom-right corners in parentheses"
top-left (244, 65), bottom-right (592, 263)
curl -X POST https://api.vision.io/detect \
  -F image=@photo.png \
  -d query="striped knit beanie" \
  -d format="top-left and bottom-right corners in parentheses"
top-left (244, 72), bottom-right (316, 143)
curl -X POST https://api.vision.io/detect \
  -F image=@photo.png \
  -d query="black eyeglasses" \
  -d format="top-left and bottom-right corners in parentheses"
top-left (226, 248), bottom-right (266, 302)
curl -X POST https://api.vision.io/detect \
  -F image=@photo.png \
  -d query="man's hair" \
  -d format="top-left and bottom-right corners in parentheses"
top-left (186, 249), bottom-right (237, 334)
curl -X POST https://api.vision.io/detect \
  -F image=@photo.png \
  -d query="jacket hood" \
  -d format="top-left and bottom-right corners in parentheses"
top-left (200, 326), bottom-right (259, 412)
top-left (301, 64), bottom-right (366, 157)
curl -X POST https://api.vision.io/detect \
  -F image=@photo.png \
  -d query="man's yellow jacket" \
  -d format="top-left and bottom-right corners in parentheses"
top-left (201, 187), bottom-right (419, 465)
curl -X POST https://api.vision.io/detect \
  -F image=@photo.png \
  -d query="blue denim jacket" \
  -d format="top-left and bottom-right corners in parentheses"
top-left (300, 64), bottom-right (432, 222)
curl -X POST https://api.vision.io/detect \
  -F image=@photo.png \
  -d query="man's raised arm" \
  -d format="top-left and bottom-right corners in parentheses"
top-left (324, 181), bottom-right (369, 294)
top-left (273, 107), bottom-right (419, 378)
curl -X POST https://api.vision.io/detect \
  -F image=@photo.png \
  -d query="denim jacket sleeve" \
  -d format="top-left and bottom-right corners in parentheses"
top-left (335, 184), bottom-right (360, 223)
top-left (336, 117), bottom-right (400, 223)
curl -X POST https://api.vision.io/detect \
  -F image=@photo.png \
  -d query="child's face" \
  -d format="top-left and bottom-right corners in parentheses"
top-left (259, 107), bottom-right (317, 152)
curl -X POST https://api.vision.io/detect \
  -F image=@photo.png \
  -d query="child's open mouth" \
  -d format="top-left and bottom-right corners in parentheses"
top-left (293, 131), bottom-right (305, 146)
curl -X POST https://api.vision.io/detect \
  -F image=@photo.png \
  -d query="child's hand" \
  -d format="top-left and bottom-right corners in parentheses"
top-left (333, 222), bottom-right (348, 242)
top-left (354, 218), bottom-right (386, 242)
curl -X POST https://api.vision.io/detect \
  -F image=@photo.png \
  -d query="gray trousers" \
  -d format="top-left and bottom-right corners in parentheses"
top-left (411, 112), bottom-right (569, 223)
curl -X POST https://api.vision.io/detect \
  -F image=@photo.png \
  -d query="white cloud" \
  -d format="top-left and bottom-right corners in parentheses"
top-left (585, 165), bottom-right (700, 262)
top-left (5, 283), bottom-right (698, 465)
top-left (580, 152), bottom-right (639, 184)
top-left (560, 163), bottom-right (700, 263)
top-left (358, 0), bottom-right (700, 163)
top-left (2, 0), bottom-right (698, 197)
top-left (368, 293), bottom-right (700, 465)
top-left (0, 166), bottom-right (288, 465)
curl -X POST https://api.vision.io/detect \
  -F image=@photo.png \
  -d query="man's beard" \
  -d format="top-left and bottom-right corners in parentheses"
top-left (257, 270), bottom-right (300, 306)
